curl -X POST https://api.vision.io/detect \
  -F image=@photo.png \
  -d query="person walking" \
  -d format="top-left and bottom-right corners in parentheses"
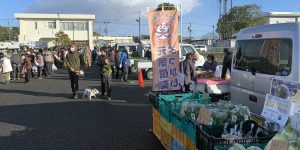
top-left (24, 51), bottom-right (33, 83)
top-left (119, 47), bottom-right (130, 82)
top-left (85, 45), bottom-right (92, 68)
top-left (11, 50), bottom-right (21, 80)
top-left (115, 50), bottom-right (121, 79)
top-left (43, 49), bottom-right (54, 77)
top-left (0, 53), bottom-right (13, 84)
top-left (29, 50), bottom-right (35, 78)
top-left (35, 52), bottom-right (44, 79)
top-left (221, 48), bottom-right (232, 79)
top-left (109, 47), bottom-right (116, 75)
top-left (65, 43), bottom-right (84, 99)
top-left (183, 53), bottom-right (196, 92)
top-left (92, 46), bottom-right (98, 64)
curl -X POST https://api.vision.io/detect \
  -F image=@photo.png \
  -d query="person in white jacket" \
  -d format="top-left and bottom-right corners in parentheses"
top-left (0, 53), bottom-right (13, 84)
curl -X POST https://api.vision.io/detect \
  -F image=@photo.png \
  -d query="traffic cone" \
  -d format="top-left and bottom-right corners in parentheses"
top-left (138, 69), bottom-right (144, 87)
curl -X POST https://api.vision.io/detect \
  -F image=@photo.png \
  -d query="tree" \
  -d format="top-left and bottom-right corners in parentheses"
top-left (93, 32), bottom-right (100, 37)
top-left (156, 2), bottom-right (176, 11)
top-left (54, 31), bottom-right (71, 47)
top-left (216, 4), bottom-right (267, 39)
top-left (0, 26), bottom-right (19, 41)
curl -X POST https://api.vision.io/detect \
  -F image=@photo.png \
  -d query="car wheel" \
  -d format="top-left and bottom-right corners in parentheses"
top-left (130, 65), bottom-right (137, 73)
top-left (146, 69), bottom-right (153, 80)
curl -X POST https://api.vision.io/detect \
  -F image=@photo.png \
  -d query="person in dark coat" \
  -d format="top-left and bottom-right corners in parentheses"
top-left (203, 54), bottom-right (218, 72)
top-left (183, 53), bottom-right (196, 92)
top-left (100, 57), bottom-right (112, 100)
top-left (65, 43), bottom-right (85, 99)
top-left (221, 48), bottom-right (232, 79)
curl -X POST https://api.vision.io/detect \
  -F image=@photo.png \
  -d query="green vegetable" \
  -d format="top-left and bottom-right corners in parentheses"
top-left (246, 146), bottom-right (262, 150)
top-left (101, 65), bottom-right (112, 77)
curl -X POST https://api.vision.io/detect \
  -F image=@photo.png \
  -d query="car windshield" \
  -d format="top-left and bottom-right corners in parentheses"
top-left (234, 38), bottom-right (292, 76)
top-left (181, 46), bottom-right (195, 56)
top-left (118, 45), bottom-right (137, 51)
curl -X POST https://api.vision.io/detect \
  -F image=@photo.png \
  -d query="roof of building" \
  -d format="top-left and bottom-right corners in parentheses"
top-left (263, 12), bottom-right (300, 17)
top-left (15, 13), bottom-right (95, 20)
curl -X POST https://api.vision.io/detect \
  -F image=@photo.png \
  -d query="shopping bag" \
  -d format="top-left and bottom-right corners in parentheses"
top-left (52, 64), bottom-right (57, 71)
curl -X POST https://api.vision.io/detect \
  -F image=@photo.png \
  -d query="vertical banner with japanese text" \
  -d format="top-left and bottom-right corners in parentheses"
top-left (148, 10), bottom-right (180, 91)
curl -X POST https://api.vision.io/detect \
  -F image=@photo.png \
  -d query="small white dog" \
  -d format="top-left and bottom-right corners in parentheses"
top-left (82, 88), bottom-right (100, 100)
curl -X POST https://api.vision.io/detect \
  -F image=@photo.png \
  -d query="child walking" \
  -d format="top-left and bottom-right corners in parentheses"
top-left (100, 58), bottom-right (112, 100)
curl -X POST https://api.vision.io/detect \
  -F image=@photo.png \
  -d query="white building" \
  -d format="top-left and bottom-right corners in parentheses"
top-left (263, 12), bottom-right (300, 24)
top-left (15, 13), bottom-right (95, 48)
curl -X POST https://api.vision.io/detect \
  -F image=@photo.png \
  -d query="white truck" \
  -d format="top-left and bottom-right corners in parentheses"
top-left (134, 44), bottom-right (205, 79)
top-left (231, 23), bottom-right (299, 115)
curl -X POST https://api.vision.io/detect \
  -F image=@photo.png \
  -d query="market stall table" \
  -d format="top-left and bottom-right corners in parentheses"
top-left (195, 78), bottom-right (230, 101)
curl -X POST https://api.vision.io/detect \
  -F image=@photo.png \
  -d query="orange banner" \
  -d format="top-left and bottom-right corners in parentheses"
top-left (148, 10), bottom-right (180, 91)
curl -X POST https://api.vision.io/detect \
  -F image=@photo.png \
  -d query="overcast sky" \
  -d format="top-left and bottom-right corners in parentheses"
top-left (1, 0), bottom-right (300, 37)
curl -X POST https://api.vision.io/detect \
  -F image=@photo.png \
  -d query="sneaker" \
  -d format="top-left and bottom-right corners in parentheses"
top-left (73, 93), bottom-right (78, 99)
top-left (108, 97), bottom-right (111, 100)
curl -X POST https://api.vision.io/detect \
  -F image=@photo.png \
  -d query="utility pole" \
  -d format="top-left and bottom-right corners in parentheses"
top-left (7, 20), bottom-right (11, 41)
top-left (231, 0), bottom-right (233, 10)
top-left (104, 21), bottom-right (109, 36)
top-left (188, 21), bottom-right (192, 43)
top-left (219, 0), bottom-right (222, 19)
top-left (223, 0), bottom-right (228, 15)
top-left (136, 11), bottom-right (141, 41)
top-left (72, 22), bottom-right (75, 41)
top-left (212, 25), bottom-right (215, 40)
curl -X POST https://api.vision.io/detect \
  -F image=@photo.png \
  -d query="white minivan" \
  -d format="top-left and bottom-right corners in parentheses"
top-left (231, 23), bottom-right (299, 115)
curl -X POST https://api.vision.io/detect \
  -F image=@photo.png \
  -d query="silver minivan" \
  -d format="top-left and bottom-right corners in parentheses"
top-left (231, 23), bottom-right (299, 115)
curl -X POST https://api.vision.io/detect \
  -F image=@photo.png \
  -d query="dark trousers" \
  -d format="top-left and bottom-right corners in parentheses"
top-left (69, 72), bottom-right (79, 93)
top-left (184, 83), bottom-right (191, 92)
top-left (115, 66), bottom-right (120, 79)
top-left (12, 64), bottom-right (20, 80)
top-left (101, 82), bottom-right (111, 97)
top-left (45, 62), bottom-right (53, 76)
top-left (37, 67), bottom-right (43, 78)
top-left (31, 67), bottom-right (35, 77)
top-left (25, 69), bottom-right (32, 83)
top-left (121, 66), bottom-right (128, 81)
top-left (221, 62), bottom-right (231, 79)
top-left (101, 74), bottom-right (112, 97)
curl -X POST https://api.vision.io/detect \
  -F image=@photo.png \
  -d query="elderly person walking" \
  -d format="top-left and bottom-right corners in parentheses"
top-left (11, 50), bottom-right (21, 80)
top-left (65, 43), bottom-right (84, 99)
top-left (43, 49), bottom-right (54, 77)
top-left (85, 45), bottom-right (92, 68)
top-left (35, 52), bottom-right (44, 79)
top-left (0, 52), bottom-right (13, 84)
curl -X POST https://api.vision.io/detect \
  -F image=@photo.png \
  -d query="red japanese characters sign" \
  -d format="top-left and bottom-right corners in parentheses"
top-left (148, 10), bottom-right (180, 91)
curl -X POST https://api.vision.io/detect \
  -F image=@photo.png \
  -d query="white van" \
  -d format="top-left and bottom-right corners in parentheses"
top-left (231, 23), bottom-right (298, 115)
top-left (194, 45), bottom-right (207, 52)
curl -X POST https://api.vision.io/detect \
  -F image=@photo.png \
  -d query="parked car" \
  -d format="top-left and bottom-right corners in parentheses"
top-left (134, 44), bottom-right (205, 79)
top-left (194, 45), bottom-right (207, 52)
top-left (231, 23), bottom-right (298, 115)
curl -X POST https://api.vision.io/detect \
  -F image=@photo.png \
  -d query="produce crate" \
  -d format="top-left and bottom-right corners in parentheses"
top-left (172, 125), bottom-right (185, 147)
top-left (171, 111), bottom-right (185, 132)
top-left (185, 119), bottom-right (198, 144)
top-left (161, 127), bottom-right (172, 150)
top-left (152, 106), bottom-right (161, 140)
top-left (149, 91), bottom-right (184, 109)
top-left (161, 117), bottom-right (172, 135)
top-left (196, 124), bottom-right (274, 150)
top-left (214, 143), bottom-right (266, 150)
top-left (159, 93), bottom-right (192, 121)
top-left (172, 138), bottom-right (186, 150)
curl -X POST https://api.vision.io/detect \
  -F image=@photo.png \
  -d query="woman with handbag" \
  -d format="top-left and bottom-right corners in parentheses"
top-left (24, 51), bottom-right (32, 84)
top-left (65, 43), bottom-right (84, 99)
top-left (35, 52), bottom-right (44, 79)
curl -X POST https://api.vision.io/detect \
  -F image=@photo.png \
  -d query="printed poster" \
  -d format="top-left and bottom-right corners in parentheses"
top-left (261, 94), bottom-right (291, 126)
top-left (270, 78), bottom-right (300, 115)
top-left (148, 10), bottom-right (180, 91)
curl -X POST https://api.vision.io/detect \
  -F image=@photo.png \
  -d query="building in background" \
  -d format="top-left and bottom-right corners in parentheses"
top-left (15, 13), bottom-right (95, 48)
top-left (263, 12), bottom-right (300, 24)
